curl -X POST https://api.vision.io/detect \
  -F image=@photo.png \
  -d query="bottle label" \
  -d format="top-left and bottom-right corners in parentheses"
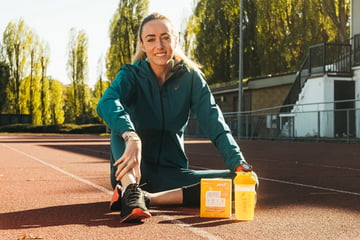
top-left (235, 185), bottom-right (255, 192)
top-left (235, 191), bottom-right (255, 220)
top-left (205, 191), bottom-right (226, 207)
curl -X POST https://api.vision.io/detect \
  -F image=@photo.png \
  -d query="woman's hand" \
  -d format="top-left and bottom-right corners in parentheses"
top-left (113, 132), bottom-right (142, 182)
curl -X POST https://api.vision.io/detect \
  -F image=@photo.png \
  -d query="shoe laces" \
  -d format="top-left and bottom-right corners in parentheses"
top-left (124, 184), bottom-right (143, 204)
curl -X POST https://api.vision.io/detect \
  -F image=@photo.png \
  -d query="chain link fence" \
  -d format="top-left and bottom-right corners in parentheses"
top-left (185, 99), bottom-right (360, 142)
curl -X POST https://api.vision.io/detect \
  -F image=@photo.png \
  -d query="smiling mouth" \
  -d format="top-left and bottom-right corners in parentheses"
top-left (155, 53), bottom-right (166, 57)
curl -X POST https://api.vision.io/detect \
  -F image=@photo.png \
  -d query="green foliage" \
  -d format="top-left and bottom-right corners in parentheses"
top-left (30, 71), bottom-right (43, 125)
top-left (1, 19), bottom-right (65, 126)
top-left (93, 78), bottom-right (111, 99)
top-left (0, 123), bottom-right (107, 134)
top-left (318, 0), bottom-right (350, 42)
top-left (254, 0), bottom-right (339, 75)
top-left (39, 42), bottom-right (52, 125)
top-left (64, 84), bottom-right (76, 123)
top-left (2, 19), bottom-right (30, 114)
top-left (185, 0), bottom-right (263, 83)
top-left (92, 77), bottom-right (111, 122)
top-left (0, 0), bottom-right (351, 126)
top-left (66, 28), bottom-right (90, 122)
top-left (106, 0), bottom-right (149, 82)
top-left (49, 79), bottom-right (65, 124)
top-left (186, 0), bottom-right (350, 83)
top-left (186, 0), bottom-right (240, 84)
top-left (0, 61), bottom-right (10, 112)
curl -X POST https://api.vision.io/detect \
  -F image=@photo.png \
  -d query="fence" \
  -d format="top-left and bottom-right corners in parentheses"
top-left (282, 43), bottom-right (352, 113)
top-left (353, 33), bottom-right (360, 66)
top-left (309, 43), bottom-right (352, 77)
top-left (0, 114), bottom-right (32, 126)
top-left (185, 99), bottom-right (360, 142)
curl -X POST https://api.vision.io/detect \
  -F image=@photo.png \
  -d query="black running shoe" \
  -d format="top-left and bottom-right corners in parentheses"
top-left (119, 183), bottom-right (151, 223)
top-left (109, 184), bottom-right (151, 212)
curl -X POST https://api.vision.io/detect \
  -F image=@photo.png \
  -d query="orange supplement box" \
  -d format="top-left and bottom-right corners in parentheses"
top-left (200, 178), bottom-right (232, 218)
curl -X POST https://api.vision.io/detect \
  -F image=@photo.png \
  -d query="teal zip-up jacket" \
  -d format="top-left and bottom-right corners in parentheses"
top-left (97, 60), bottom-right (245, 173)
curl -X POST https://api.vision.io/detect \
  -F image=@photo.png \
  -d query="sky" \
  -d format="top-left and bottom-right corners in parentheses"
top-left (0, 0), bottom-right (195, 87)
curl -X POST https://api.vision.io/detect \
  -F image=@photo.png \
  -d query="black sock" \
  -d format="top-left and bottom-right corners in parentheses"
top-left (182, 182), bottom-right (200, 207)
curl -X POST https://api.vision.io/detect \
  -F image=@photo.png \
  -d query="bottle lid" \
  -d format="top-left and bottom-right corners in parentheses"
top-left (234, 172), bottom-right (257, 185)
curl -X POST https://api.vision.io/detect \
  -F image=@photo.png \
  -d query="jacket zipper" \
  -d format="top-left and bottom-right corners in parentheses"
top-left (156, 87), bottom-right (166, 164)
top-left (154, 64), bottom-right (186, 164)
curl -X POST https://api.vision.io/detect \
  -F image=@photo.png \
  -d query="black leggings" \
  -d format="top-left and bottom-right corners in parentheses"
top-left (182, 183), bottom-right (201, 207)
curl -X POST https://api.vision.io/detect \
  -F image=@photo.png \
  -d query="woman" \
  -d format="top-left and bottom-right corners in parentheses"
top-left (97, 12), bottom-right (256, 223)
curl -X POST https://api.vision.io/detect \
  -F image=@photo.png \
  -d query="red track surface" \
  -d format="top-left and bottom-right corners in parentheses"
top-left (1, 134), bottom-right (359, 240)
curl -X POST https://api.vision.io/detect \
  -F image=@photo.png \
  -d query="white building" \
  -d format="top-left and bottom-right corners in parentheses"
top-left (283, 0), bottom-right (360, 139)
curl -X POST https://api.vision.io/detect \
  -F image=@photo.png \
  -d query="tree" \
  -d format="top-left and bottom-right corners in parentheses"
top-left (94, 55), bottom-right (110, 99)
top-left (2, 19), bottom-right (60, 124)
top-left (66, 28), bottom-right (89, 122)
top-left (185, 0), bottom-right (249, 83)
top-left (185, 0), bottom-right (350, 83)
top-left (1, 19), bottom-right (71, 125)
top-left (2, 19), bottom-right (30, 114)
top-left (185, 0), bottom-right (256, 84)
top-left (39, 42), bottom-right (51, 124)
top-left (49, 79), bottom-right (65, 124)
top-left (27, 30), bottom-right (43, 124)
top-left (0, 61), bottom-right (10, 113)
top-left (106, 0), bottom-right (149, 82)
top-left (316, 0), bottom-right (350, 42)
top-left (254, 0), bottom-right (349, 75)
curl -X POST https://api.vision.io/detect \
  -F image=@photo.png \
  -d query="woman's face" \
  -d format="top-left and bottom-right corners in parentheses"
top-left (140, 19), bottom-right (177, 68)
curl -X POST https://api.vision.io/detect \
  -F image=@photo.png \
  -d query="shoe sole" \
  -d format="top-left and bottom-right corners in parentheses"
top-left (119, 208), bottom-right (151, 223)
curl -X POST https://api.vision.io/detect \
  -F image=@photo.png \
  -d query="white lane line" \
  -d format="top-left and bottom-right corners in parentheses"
top-left (2, 143), bottom-right (112, 195)
top-left (260, 177), bottom-right (360, 196)
top-left (255, 158), bottom-right (360, 172)
top-left (189, 165), bottom-right (360, 196)
top-left (188, 157), bottom-right (360, 172)
top-left (2, 144), bottom-right (223, 240)
top-left (159, 215), bottom-right (223, 240)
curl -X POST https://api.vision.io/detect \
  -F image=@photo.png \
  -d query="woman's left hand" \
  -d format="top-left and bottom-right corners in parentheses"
top-left (113, 135), bottom-right (142, 182)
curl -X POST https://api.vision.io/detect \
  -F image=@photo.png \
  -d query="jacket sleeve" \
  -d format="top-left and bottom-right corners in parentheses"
top-left (96, 66), bottom-right (136, 137)
top-left (190, 71), bottom-right (246, 172)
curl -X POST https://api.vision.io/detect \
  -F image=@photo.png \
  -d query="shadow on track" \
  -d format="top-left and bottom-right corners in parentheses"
top-left (0, 202), bottom-right (131, 229)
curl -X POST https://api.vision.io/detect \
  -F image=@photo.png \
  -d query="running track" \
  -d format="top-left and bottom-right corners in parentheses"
top-left (0, 134), bottom-right (359, 240)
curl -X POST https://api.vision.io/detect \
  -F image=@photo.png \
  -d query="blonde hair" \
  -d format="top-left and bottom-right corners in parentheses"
top-left (132, 12), bottom-right (202, 74)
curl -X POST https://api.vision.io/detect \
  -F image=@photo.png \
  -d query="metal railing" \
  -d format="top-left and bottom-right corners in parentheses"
top-left (309, 43), bottom-right (352, 76)
top-left (281, 56), bottom-right (310, 112)
top-left (354, 33), bottom-right (360, 66)
top-left (281, 43), bottom-right (352, 113)
top-left (185, 99), bottom-right (360, 142)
